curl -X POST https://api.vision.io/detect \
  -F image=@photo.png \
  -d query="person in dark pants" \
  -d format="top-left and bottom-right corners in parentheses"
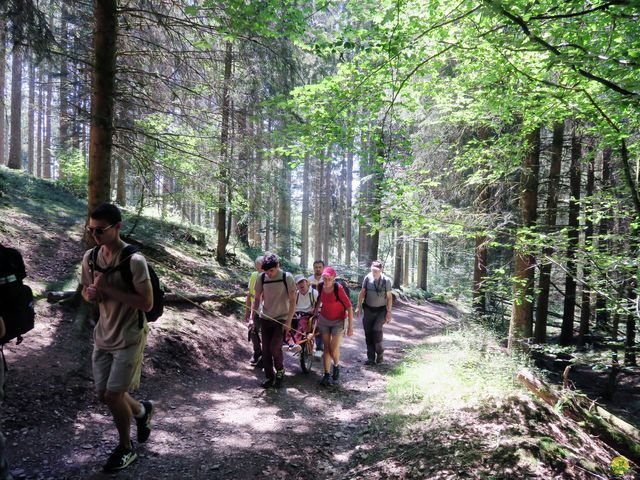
top-left (354, 260), bottom-right (393, 365)
top-left (245, 256), bottom-right (264, 366)
top-left (251, 253), bottom-right (295, 389)
top-left (307, 259), bottom-right (325, 357)
top-left (0, 316), bottom-right (14, 480)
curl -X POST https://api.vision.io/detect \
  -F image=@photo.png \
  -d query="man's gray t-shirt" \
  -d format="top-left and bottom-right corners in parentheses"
top-left (254, 270), bottom-right (295, 321)
top-left (362, 273), bottom-right (392, 308)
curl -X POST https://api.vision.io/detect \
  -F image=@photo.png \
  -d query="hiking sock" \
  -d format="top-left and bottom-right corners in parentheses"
top-left (134, 402), bottom-right (146, 419)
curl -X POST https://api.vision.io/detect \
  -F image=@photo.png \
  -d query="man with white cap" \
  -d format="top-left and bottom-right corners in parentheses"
top-left (285, 275), bottom-right (318, 352)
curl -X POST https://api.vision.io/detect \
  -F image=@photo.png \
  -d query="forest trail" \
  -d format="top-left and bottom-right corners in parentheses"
top-left (2, 291), bottom-right (457, 480)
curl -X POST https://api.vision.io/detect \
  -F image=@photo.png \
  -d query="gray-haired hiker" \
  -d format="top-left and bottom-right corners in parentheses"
top-left (80, 203), bottom-right (154, 472)
top-left (354, 260), bottom-right (393, 365)
top-left (251, 253), bottom-right (295, 389)
top-left (245, 256), bottom-right (264, 366)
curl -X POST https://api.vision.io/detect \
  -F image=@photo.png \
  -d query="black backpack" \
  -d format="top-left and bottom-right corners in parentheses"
top-left (317, 279), bottom-right (351, 312)
top-left (89, 245), bottom-right (164, 326)
top-left (0, 246), bottom-right (35, 345)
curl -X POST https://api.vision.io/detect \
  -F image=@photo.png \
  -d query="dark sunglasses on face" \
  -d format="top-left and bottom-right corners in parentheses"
top-left (85, 224), bottom-right (116, 235)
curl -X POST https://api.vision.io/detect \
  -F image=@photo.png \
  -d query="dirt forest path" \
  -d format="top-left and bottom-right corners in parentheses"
top-left (2, 297), bottom-right (458, 480)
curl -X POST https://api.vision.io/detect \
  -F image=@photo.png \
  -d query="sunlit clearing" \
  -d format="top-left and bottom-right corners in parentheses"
top-left (386, 326), bottom-right (525, 415)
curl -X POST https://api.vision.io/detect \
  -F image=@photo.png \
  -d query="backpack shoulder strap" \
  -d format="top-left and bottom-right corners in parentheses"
top-left (118, 245), bottom-right (140, 290)
top-left (89, 246), bottom-right (101, 275)
top-left (334, 283), bottom-right (348, 311)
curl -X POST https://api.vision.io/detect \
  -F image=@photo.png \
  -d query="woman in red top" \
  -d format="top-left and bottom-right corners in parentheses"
top-left (315, 267), bottom-right (354, 386)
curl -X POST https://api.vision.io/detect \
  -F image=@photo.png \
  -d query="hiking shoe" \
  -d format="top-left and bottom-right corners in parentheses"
top-left (319, 373), bottom-right (332, 387)
top-left (364, 359), bottom-right (376, 366)
top-left (376, 352), bottom-right (384, 364)
top-left (261, 378), bottom-right (275, 388)
top-left (275, 369), bottom-right (285, 388)
top-left (136, 400), bottom-right (154, 443)
top-left (249, 355), bottom-right (262, 366)
top-left (103, 444), bottom-right (137, 472)
top-left (332, 365), bottom-right (340, 381)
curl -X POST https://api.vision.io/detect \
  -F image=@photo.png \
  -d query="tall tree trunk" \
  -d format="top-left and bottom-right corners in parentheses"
top-left (0, 20), bottom-right (6, 166)
top-left (473, 233), bottom-right (488, 313)
top-left (27, 55), bottom-right (35, 174)
top-left (8, 44), bottom-right (23, 170)
top-left (301, 155), bottom-right (310, 268)
top-left (277, 155), bottom-right (291, 259)
top-left (345, 147), bottom-right (353, 266)
top-left (87, 0), bottom-right (117, 224)
top-left (577, 151), bottom-right (596, 348)
top-left (36, 64), bottom-right (43, 177)
top-left (534, 121), bottom-right (565, 343)
top-left (624, 309), bottom-right (637, 366)
top-left (595, 149), bottom-right (612, 329)
top-left (58, 3), bottom-right (70, 156)
top-left (403, 238), bottom-right (410, 286)
top-left (508, 126), bottom-right (540, 350)
top-left (337, 154), bottom-right (346, 262)
top-left (322, 156), bottom-right (331, 261)
top-left (560, 122), bottom-right (582, 345)
top-left (417, 236), bottom-right (428, 291)
top-left (116, 153), bottom-right (126, 205)
top-left (216, 41), bottom-right (233, 264)
top-left (473, 127), bottom-right (491, 313)
top-left (43, 68), bottom-right (53, 178)
top-left (314, 157), bottom-right (324, 261)
top-left (393, 226), bottom-right (403, 289)
top-left (366, 131), bottom-right (385, 264)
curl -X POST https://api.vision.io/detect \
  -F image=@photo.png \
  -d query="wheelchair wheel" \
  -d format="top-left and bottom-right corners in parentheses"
top-left (300, 339), bottom-right (313, 373)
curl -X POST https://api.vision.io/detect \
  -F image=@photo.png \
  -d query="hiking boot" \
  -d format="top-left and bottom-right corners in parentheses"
top-left (375, 352), bottom-right (384, 364)
top-left (319, 373), bottom-right (332, 387)
top-left (103, 444), bottom-right (137, 472)
top-left (275, 369), bottom-right (285, 388)
top-left (332, 365), bottom-right (340, 381)
top-left (136, 400), bottom-right (154, 443)
top-left (261, 378), bottom-right (275, 388)
top-left (249, 355), bottom-right (262, 366)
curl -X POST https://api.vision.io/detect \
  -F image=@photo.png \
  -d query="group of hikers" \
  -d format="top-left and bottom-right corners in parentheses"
top-left (244, 255), bottom-right (393, 389)
top-left (0, 202), bottom-right (394, 474)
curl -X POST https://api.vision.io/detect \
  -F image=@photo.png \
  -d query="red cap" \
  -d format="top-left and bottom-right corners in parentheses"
top-left (321, 266), bottom-right (337, 278)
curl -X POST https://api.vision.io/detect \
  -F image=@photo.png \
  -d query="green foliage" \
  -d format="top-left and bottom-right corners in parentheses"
top-left (56, 148), bottom-right (88, 199)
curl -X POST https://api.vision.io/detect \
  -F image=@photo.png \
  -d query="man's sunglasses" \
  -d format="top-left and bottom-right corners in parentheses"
top-left (85, 224), bottom-right (116, 235)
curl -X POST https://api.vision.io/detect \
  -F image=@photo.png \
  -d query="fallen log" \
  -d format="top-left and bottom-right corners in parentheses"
top-left (48, 290), bottom-right (245, 304)
top-left (517, 368), bottom-right (640, 465)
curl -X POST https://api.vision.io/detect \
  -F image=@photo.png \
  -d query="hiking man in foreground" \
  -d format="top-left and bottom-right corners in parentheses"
top-left (245, 255), bottom-right (264, 366)
top-left (251, 253), bottom-right (295, 388)
top-left (354, 260), bottom-right (393, 365)
top-left (80, 203), bottom-right (154, 472)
